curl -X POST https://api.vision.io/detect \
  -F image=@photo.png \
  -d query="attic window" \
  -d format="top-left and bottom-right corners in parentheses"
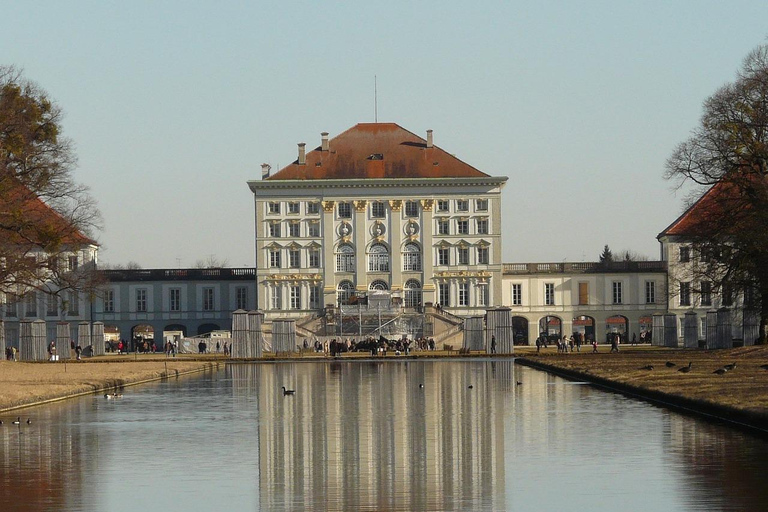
top-left (367, 153), bottom-right (384, 160)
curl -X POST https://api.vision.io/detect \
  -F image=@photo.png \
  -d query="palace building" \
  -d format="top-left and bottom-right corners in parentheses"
top-left (248, 123), bottom-right (508, 323)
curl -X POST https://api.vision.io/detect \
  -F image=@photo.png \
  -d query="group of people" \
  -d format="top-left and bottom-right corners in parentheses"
top-left (303, 335), bottom-right (438, 357)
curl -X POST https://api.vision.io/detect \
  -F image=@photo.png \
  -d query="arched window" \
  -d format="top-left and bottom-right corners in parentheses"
top-left (369, 280), bottom-right (389, 291)
top-left (336, 244), bottom-right (355, 273)
top-left (404, 279), bottom-right (422, 309)
top-left (403, 243), bottom-right (422, 271)
top-left (368, 243), bottom-right (390, 272)
top-left (337, 281), bottom-right (354, 305)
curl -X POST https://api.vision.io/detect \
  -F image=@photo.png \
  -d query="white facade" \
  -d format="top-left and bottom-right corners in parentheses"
top-left (249, 179), bottom-right (506, 319)
top-left (500, 262), bottom-right (667, 344)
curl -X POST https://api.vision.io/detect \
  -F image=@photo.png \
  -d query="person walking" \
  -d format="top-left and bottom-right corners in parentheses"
top-left (491, 335), bottom-right (497, 354)
top-left (592, 337), bottom-right (598, 353)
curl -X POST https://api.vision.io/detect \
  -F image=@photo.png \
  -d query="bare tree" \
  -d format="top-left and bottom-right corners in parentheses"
top-left (664, 43), bottom-right (768, 343)
top-left (0, 66), bottom-right (101, 302)
top-left (195, 255), bottom-right (229, 269)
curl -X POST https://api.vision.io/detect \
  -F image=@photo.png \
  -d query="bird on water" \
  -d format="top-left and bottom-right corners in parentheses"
top-left (12, 417), bottom-right (20, 425)
top-left (678, 362), bottom-right (693, 373)
top-left (281, 386), bottom-right (295, 396)
top-left (26, 419), bottom-right (31, 425)
top-left (724, 362), bottom-right (737, 371)
top-left (665, 361), bottom-right (676, 368)
top-left (468, 385), bottom-right (473, 389)
top-left (713, 368), bottom-right (728, 375)
top-left (639, 365), bottom-right (654, 370)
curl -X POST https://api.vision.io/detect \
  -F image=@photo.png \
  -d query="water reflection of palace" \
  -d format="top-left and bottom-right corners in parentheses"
top-left (0, 400), bottom-right (100, 512)
top-left (229, 361), bottom-right (514, 510)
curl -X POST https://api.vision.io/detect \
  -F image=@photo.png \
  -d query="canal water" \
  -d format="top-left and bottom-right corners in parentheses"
top-left (1, 360), bottom-right (767, 511)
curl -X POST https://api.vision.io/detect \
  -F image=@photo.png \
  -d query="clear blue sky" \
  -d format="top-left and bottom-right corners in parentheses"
top-left (2, 1), bottom-right (766, 267)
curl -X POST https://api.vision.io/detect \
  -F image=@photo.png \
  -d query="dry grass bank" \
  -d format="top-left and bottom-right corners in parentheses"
top-left (516, 345), bottom-right (768, 427)
top-left (0, 357), bottom-right (219, 412)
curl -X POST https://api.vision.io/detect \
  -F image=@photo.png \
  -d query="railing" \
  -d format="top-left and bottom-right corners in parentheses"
top-left (102, 267), bottom-right (256, 282)
top-left (503, 261), bottom-right (666, 274)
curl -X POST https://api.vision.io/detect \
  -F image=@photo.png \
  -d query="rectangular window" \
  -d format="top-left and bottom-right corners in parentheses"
top-left (289, 223), bottom-right (300, 238)
top-left (458, 247), bottom-right (469, 265)
top-left (288, 202), bottom-right (300, 214)
top-left (437, 247), bottom-right (450, 266)
top-left (269, 222), bottom-right (281, 238)
top-left (438, 283), bottom-right (450, 307)
top-left (5, 294), bottom-right (18, 317)
top-left (405, 200), bottom-right (419, 217)
top-left (701, 281), bottom-right (712, 306)
top-left (268, 201), bottom-right (280, 214)
top-left (270, 286), bottom-right (282, 310)
top-left (136, 288), bottom-right (147, 313)
top-left (437, 200), bottom-right (449, 212)
top-left (645, 281), bottom-right (656, 304)
top-left (290, 285), bottom-right (301, 310)
top-left (475, 199), bottom-right (488, 212)
top-left (269, 249), bottom-right (281, 268)
top-left (47, 294), bottom-right (59, 316)
top-left (68, 291), bottom-right (79, 315)
top-left (476, 218), bottom-right (488, 235)
top-left (371, 201), bottom-right (386, 218)
top-left (308, 221), bottom-right (320, 237)
top-left (203, 287), bottom-right (215, 311)
top-left (68, 255), bottom-right (78, 271)
top-left (338, 202), bottom-right (352, 219)
top-left (722, 283), bottom-right (733, 307)
top-left (477, 284), bottom-right (489, 307)
top-left (309, 286), bottom-right (321, 309)
top-left (437, 219), bottom-right (449, 235)
top-left (169, 288), bottom-right (181, 312)
top-left (578, 282), bottom-right (589, 305)
top-left (306, 202), bottom-right (320, 215)
top-left (680, 282), bottom-right (691, 306)
top-left (25, 293), bottom-right (36, 317)
top-left (612, 281), bottom-right (623, 304)
top-left (309, 249), bottom-right (320, 268)
top-left (336, 249), bottom-right (355, 272)
top-left (512, 284), bottom-right (522, 306)
top-left (289, 249), bottom-right (300, 268)
top-left (458, 283), bottom-right (469, 306)
top-left (679, 246), bottom-right (690, 263)
top-left (456, 199), bottom-right (469, 212)
top-left (236, 286), bottom-right (248, 310)
top-left (477, 246), bottom-right (489, 265)
top-left (544, 283), bottom-right (555, 306)
top-left (457, 219), bottom-right (469, 235)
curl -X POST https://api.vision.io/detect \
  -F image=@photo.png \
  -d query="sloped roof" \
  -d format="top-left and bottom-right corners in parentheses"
top-left (658, 171), bottom-right (765, 239)
top-left (0, 176), bottom-right (97, 247)
top-left (267, 123), bottom-right (490, 180)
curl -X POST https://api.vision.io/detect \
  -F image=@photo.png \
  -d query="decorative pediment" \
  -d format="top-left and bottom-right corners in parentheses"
top-left (476, 239), bottom-right (490, 247)
top-left (389, 199), bottom-right (402, 212)
top-left (322, 200), bottom-right (335, 213)
top-left (420, 199), bottom-right (434, 211)
top-left (353, 200), bottom-right (368, 212)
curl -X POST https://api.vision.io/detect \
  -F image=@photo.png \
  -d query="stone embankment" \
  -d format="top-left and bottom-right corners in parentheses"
top-left (515, 346), bottom-right (768, 432)
top-left (0, 358), bottom-right (220, 412)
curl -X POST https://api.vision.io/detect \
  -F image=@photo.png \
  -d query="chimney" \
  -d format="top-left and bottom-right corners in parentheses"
top-left (298, 143), bottom-right (306, 165)
top-left (261, 163), bottom-right (271, 179)
top-left (321, 132), bottom-right (329, 151)
top-left (426, 129), bottom-right (433, 148)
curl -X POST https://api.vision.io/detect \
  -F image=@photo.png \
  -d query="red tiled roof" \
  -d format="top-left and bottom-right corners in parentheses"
top-left (0, 176), bottom-right (97, 247)
top-left (658, 171), bottom-right (765, 239)
top-left (267, 123), bottom-right (490, 180)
